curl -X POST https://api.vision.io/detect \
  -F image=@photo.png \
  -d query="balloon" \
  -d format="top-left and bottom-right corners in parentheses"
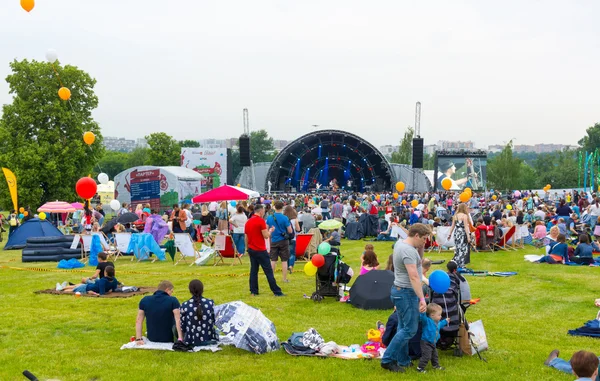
top-left (402, 200), bottom-right (407, 205)
top-left (18, 213), bottom-right (24, 219)
top-left (23, 211), bottom-right (29, 217)
top-left (304, 262), bottom-right (318, 276)
top-left (109, 199), bottom-right (121, 211)
top-left (546, 184), bottom-right (552, 190)
top-left (441, 178), bottom-right (452, 191)
top-left (58, 87), bottom-right (71, 101)
top-left (46, 49), bottom-right (58, 63)
top-left (230, 201), bottom-right (237, 207)
top-left (311, 254), bottom-right (325, 268)
top-left (506, 204), bottom-right (513, 210)
top-left (98, 173), bottom-right (109, 185)
top-left (39, 212), bottom-right (46, 220)
top-left (317, 242), bottom-right (331, 255)
top-left (464, 188), bottom-right (472, 196)
top-left (514, 190), bottom-right (521, 198)
top-left (75, 177), bottom-right (97, 199)
top-left (19, 207), bottom-right (24, 213)
top-left (411, 199), bottom-right (419, 208)
top-left (260, 197), bottom-right (265, 202)
top-left (21, 0), bottom-right (34, 12)
top-left (83, 131), bottom-right (95, 145)
top-left (193, 219), bottom-right (201, 225)
top-left (393, 193), bottom-right (399, 199)
top-left (395, 182), bottom-right (405, 192)
top-left (492, 195), bottom-right (497, 200)
top-left (429, 270), bottom-right (451, 294)
top-left (459, 192), bottom-right (470, 203)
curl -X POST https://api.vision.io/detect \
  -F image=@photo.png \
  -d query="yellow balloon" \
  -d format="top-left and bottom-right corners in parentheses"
top-left (459, 192), bottom-right (470, 203)
top-left (39, 212), bottom-right (47, 220)
top-left (21, 0), bottom-right (35, 12)
top-left (19, 207), bottom-right (24, 213)
top-left (506, 204), bottom-right (513, 210)
top-left (441, 178), bottom-right (452, 191)
top-left (237, 183), bottom-right (241, 187)
top-left (395, 182), bottom-right (405, 192)
top-left (402, 200), bottom-right (407, 205)
top-left (393, 193), bottom-right (399, 199)
top-left (304, 262), bottom-right (318, 276)
top-left (58, 87), bottom-right (71, 101)
top-left (83, 131), bottom-right (96, 146)
top-left (492, 195), bottom-right (497, 200)
top-left (464, 188), bottom-right (472, 196)
top-left (411, 199), bottom-right (419, 208)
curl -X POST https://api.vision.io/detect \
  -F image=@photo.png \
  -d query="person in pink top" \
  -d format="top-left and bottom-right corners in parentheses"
top-left (532, 221), bottom-right (547, 240)
top-left (360, 250), bottom-right (380, 275)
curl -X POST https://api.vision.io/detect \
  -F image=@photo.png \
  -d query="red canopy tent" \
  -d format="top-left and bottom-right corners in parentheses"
top-left (192, 185), bottom-right (260, 203)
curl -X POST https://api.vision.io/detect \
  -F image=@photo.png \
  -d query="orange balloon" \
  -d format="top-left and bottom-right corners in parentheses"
top-left (459, 192), bottom-right (470, 203)
top-left (21, 0), bottom-right (34, 12)
top-left (393, 192), bottom-right (398, 199)
top-left (395, 182), bottom-right (405, 192)
top-left (83, 131), bottom-right (95, 145)
top-left (464, 187), bottom-right (472, 195)
top-left (411, 199), bottom-right (418, 208)
top-left (402, 200), bottom-right (407, 205)
top-left (492, 195), bottom-right (497, 200)
top-left (23, 211), bottom-right (29, 217)
top-left (58, 87), bottom-right (71, 101)
top-left (441, 178), bottom-right (452, 190)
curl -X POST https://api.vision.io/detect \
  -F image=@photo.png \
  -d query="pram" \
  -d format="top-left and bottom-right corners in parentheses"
top-left (310, 253), bottom-right (352, 302)
top-left (430, 271), bottom-right (473, 357)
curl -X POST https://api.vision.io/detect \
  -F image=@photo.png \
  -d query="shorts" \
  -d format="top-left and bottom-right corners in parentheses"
top-left (73, 284), bottom-right (88, 293)
top-left (269, 240), bottom-right (290, 262)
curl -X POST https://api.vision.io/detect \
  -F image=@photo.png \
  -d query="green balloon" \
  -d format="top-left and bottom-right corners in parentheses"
top-left (193, 219), bottom-right (201, 225)
top-left (317, 242), bottom-right (331, 255)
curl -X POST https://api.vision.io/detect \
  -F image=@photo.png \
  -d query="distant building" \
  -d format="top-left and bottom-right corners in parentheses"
top-left (487, 143), bottom-right (577, 154)
top-left (135, 138), bottom-right (148, 149)
top-left (379, 145), bottom-right (399, 157)
top-left (424, 144), bottom-right (437, 156)
top-left (488, 145), bottom-right (504, 154)
top-left (273, 139), bottom-right (290, 150)
top-left (104, 136), bottom-right (137, 152)
top-left (437, 140), bottom-right (475, 150)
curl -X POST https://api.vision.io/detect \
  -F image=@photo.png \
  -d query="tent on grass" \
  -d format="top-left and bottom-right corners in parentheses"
top-left (4, 218), bottom-right (63, 250)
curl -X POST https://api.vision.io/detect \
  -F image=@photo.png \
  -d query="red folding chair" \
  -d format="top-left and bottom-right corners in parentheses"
top-left (295, 233), bottom-right (313, 261)
top-left (214, 235), bottom-right (242, 266)
top-left (494, 226), bottom-right (516, 251)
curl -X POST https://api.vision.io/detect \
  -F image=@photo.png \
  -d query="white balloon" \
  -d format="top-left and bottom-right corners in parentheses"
top-left (46, 49), bottom-right (58, 63)
top-left (110, 199), bottom-right (121, 211)
top-left (98, 173), bottom-right (109, 185)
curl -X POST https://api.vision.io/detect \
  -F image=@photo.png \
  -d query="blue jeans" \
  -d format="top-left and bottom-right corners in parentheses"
top-left (381, 287), bottom-right (419, 367)
top-left (247, 248), bottom-right (283, 295)
top-left (232, 233), bottom-right (245, 255)
top-left (321, 212), bottom-right (331, 220)
top-left (288, 240), bottom-right (296, 268)
top-left (549, 357), bottom-right (600, 381)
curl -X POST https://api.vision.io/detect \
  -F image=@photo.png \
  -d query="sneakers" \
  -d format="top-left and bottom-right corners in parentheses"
top-left (61, 281), bottom-right (69, 288)
top-left (433, 366), bottom-right (445, 370)
top-left (56, 283), bottom-right (64, 291)
top-left (274, 293), bottom-right (286, 297)
top-left (381, 362), bottom-right (405, 373)
top-left (283, 279), bottom-right (290, 283)
top-left (544, 349), bottom-right (560, 366)
top-left (416, 367), bottom-right (426, 373)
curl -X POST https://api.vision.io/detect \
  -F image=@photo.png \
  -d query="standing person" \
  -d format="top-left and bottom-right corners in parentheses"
top-left (170, 205), bottom-right (186, 234)
top-left (447, 203), bottom-right (471, 267)
top-left (587, 198), bottom-right (600, 231)
top-left (416, 303), bottom-right (449, 373)
top-left (331, 198), bottom-right (343, 222)
top-left (283, 205), bottom-right (301, 273)
top-left (266, 201), bottom-right (293, 283)
top-left (7, 210), bottom-right (19, 237)
top-left (208, 201), bottom-right (218, 218)
top-left (381, 223), bottom-right (429, 373)
top-left (96, 204), bottom-right (105, 226)
top-left (135, 280), bottom-right (183, 344)
top-left (229, 205), bottom-right (248, 255)
top-left (182, 203), bottom-right (195, 240)
top-left (244, 204), bottom-right (284, 296)
top-left (320, 197), bottom-right (331, 220)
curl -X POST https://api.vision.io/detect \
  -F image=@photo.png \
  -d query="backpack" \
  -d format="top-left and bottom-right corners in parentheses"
top-left (9, 216), bottom-right (17, 226)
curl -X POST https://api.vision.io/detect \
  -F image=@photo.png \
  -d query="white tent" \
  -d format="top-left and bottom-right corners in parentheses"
top-left (114, 166), bottom-right (203, 210)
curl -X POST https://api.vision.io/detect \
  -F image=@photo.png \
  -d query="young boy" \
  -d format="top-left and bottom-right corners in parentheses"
top-left (571, 350), bottom-right (599, 381)
top-left (82, 252), bottom-right (114, 284)
top-left (417, 303), bottom-right (449, 373)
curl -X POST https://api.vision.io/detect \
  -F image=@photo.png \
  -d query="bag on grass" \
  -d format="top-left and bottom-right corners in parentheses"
top-left (468, 320), bottom-right (488, 355)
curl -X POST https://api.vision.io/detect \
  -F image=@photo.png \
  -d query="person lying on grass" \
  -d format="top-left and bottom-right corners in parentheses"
top-left (545, 349), bottom-right (599, 381)
top-left (60, 266), bottom-right (118, 296)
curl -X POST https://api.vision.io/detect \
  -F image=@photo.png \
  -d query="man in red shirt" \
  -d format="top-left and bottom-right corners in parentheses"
top-left (244, 204), bottom-right (284, 296)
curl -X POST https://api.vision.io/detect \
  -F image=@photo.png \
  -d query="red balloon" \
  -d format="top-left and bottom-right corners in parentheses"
top-left (311, 254), bottom-right (325, 268)
top-left (75, 177), bottom-right (97, 200)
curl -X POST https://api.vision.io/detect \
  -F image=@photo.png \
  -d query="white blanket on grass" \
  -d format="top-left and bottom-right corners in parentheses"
top-left (120, 338), bottom-right (221, 352)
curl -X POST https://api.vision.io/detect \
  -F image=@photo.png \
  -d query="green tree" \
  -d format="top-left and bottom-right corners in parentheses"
top-left (390, 126), bottom-right (413, 164)
top-left (423, 153), bottom-right (435, 170)
top-left (578, 122), bottom-right (600, 153)
top-left (179, 139), bottom-right (200, 148)
top-left (127, 147), bottom-right (149, 168)
top-left (518, 162), bottom-right (537, 190)
top-left (249, 130), bottom-right (275, 163)
top-left (145, 132), bottom-right (181, 166)
top-left (487, 141), bottom-right (522, 191)
top-left (0, 59), bottom-right (103, 207)
top-left (230, 149), bottom-right (242, 183)
top-left (94, 151), bottom-right (129, 179)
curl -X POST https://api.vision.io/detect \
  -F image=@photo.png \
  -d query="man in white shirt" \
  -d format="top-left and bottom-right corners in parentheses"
top-left (208, 201), bottom-right (218, 217)
top-left (534, 207), bottom-right (546, 221)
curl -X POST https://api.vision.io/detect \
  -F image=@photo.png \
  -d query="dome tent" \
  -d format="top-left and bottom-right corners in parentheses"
top-left (4, 218), bottom-right (63, 250)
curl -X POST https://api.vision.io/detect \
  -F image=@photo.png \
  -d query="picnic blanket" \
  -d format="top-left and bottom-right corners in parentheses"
top-left (459, 268), bottom-right (518, 277)
top-left (35, 286), bottom-right (154, 298)
top-left (568, 318), bottom-right (600, 338)
top-left (120, 338), bottom-right (221, 352)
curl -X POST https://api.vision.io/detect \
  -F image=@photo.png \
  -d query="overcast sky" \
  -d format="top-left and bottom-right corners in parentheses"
top-left (1, 0), bottom-right (598, 149)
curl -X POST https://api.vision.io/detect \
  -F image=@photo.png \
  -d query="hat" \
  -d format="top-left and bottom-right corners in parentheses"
top-left (439, 161), bottom-right (455, 172)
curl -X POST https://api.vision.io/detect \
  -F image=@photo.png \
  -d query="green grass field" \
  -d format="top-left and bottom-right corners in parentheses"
top-left (1, 238), bottom-right (599, 381)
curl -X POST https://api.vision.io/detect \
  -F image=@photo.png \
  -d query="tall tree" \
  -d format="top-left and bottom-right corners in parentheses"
top-left (230, 149), bottom-right (242, 183)
top-left (249, 129), bottom-right (275, 163)
top-left (487, 141), bottom-right (522, 190)
top-left (127, 147), bottom-right (149, 168)
top-left (578, 122), bottom-right (600, 153)
top-left (0, 59), bottom-right (103, 207)
top-left (94, 151), bottom-right (128, 179)
top-left (179, 139), bottom-right (200, 148)
top-left (145, 132), bottom-right (181, 166)
top-left (390, 126), bottom-right (413, 164)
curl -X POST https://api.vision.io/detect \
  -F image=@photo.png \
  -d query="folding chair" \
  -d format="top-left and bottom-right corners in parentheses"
top-left (295, 233), bottom-right (314, 261)
top-left (113, 233), bottom-right (133, 261)
top-left (80, 234), bottom-right (93, 262)
top-left (214, 234), bottom-right (242, 266)
top-left (494, 226), bottom-right (516, 251)
top-left (94, 232), bottom-right (116, 258)
top-left (433, 226), bottom-right (455, 253)
top-left (173, 233), bottom-right (200, 266)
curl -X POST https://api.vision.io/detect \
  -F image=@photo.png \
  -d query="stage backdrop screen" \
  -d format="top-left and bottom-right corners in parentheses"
top-left (181, 148), bottom-right (227, 191)
top-left (435, 156), bottom-right (487, 191)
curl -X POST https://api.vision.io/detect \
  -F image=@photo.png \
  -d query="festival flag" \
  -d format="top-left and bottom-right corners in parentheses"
top-left (2, 168), bottom-right (18, 212)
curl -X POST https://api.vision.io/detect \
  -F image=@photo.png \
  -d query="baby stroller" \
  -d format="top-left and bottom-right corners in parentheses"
top-left (311, 253), bottom-right (352, 302)
top-left (430, 271), bottom-right (472, 357)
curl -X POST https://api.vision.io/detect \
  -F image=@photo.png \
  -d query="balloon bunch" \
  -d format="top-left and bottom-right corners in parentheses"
top-left (459, 188), bottom-right (472, 203)
top-left (304, 242), bottom-right (331, 276)
top-left (543, 184), bottom-right (552, 192)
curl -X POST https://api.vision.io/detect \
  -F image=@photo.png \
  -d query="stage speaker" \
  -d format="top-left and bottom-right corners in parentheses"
top-left (239, 135), bottom-right (251, 167)
top-left (412, 138), bottom-right (424, 169)
top-left (227, 149), bottom-right (233, 185)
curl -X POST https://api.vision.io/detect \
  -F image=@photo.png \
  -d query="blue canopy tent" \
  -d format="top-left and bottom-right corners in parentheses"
top-left (4, 218), bottom-right (63, 250)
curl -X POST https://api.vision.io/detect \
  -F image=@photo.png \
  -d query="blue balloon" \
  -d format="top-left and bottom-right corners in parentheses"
top-left (18, 213), bottom-right (24, 219)
top-left (429, 270), bottom-right (450, 294)
top-left (230, 201), bottom-right (237, 207)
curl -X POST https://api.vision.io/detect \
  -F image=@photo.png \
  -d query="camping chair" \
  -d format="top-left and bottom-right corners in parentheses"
top-left (80, 234), bottom-right (93, 262)
top-left (306, 227), bottom-right (324, 259)
top-left (432, 226), bottom-right (455, 253)
top-left (214, 234), bottom-right (242, 266)
top-left (173, 233), bottom-right (200, 266)
top-left (94, 232), bottom-right (115, 258)
top-left (494, 226), bottom-right (516, 251)
top-left (113, 233), bottom-right (133, 261)
top-left (295, 233), bottom-right (313, 261)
